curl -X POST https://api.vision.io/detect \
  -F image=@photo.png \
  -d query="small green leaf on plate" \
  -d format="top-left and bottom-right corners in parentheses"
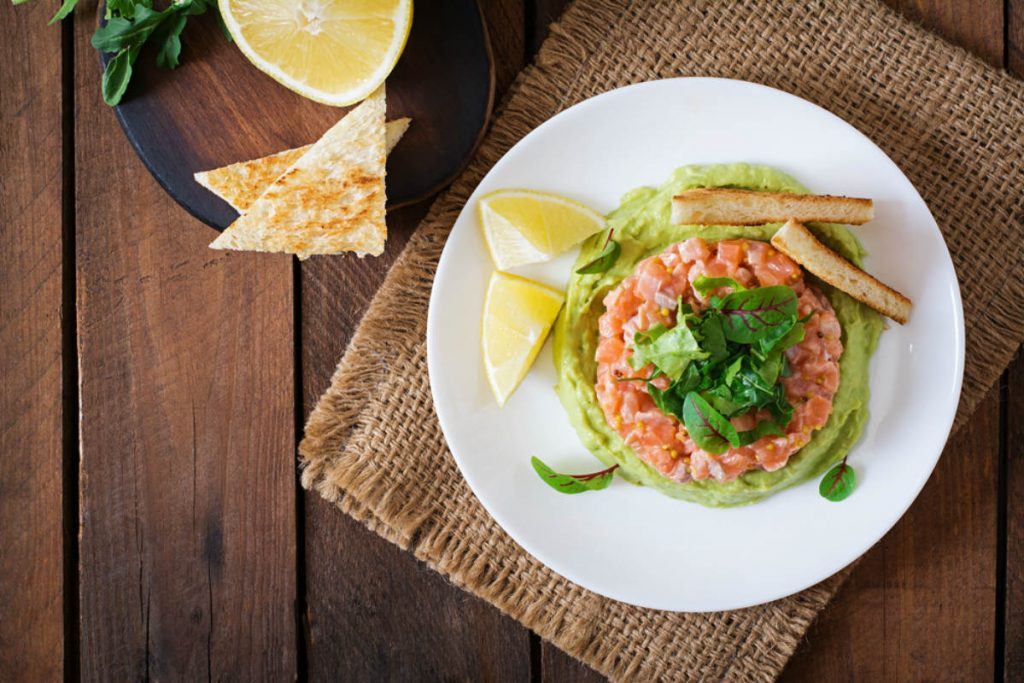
top-left (530, 456), bottom-right (618, 494)
top-left (819, 461), bottom-right (856, 502)
top-left (576, 230), bottom-right (620, 275)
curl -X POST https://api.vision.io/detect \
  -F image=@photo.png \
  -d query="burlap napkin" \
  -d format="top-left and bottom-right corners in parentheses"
top-left (299, 1), bottom-right (1024, 679)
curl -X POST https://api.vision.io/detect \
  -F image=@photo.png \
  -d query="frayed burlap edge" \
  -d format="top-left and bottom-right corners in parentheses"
top-left (300, 1), bottom-right (1024, 680)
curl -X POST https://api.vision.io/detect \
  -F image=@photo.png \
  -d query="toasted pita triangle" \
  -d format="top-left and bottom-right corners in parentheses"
top-left (195, 117), bottom-right (410, 213)
top-left (211, 86), bottom-right (387, 259)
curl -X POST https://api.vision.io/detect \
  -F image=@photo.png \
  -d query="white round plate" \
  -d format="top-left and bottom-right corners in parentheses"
top-left (426, 78), bottom-right (964, 612)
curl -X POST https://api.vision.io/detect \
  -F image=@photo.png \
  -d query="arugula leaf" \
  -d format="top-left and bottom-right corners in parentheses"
top-left (819, 460), bottom-right (856, 501)
top-left (530, 456), bottom-right (618, 494)
top-left (576, 231), bottom-right (620, 275)
top-left (630, 321), bottom-right (709, 379)
top-left (698, 313), bottom-right (728, 362)
top-left (105, 0), bottom-right (140, 20)
top-left (153, 13), bottom-right (189, 69)
top-left (92, 5), bottom-right (173, 53)
top-left (47, 0), bottom-right (77, 25)
top-left (682, 392), bottom-right (740, 454)
top-left (7, 0), bottom-right (225, 106)
top-left (693, 275), bottom-right (746, 297)
top-left (101, 46), bottom-right (138, 107)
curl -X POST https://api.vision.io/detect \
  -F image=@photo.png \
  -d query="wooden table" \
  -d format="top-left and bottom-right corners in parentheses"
top-left (2, 0), bottom-right (1021, 680)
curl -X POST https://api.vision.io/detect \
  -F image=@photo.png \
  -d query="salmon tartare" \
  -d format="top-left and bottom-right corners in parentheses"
top-left (594, 237), bottom-right (843, 483)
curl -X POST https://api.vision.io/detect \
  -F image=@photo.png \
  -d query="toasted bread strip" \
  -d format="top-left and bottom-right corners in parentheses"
top-left (771, 220), bottom-right (911, 323)
top-left (671, 189), bottom-right (874, 226)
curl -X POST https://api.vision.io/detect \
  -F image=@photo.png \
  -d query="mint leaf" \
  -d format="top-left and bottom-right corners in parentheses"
top-left (530, 456), bottom-right (618, 494)
top-left (47, 0), bottom-right (77, 25)
top-left (576, 231), bottom-right (619, 275)
top-left (630, 321), bottom-right (708, 379)
top-left (682, 392), bottom-right (740, 454)
top-left (693, 275), bottom-right (745, 297)
top-left (819, 461), bottom-right (856, 501)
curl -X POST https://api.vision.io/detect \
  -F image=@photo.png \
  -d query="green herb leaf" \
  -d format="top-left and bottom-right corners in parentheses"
top-left (693, 275), bottom-right (746, 297)
top-left (698, 313), bottom-right (728, 361)
top-left (530, 456), bottom-right (618, 494)
top-left (630, 321), bottom-right (709, 379)
top-left (47, 0), bottom-right (77, 25)
top-left (105, 0), bottom-right (140, 20)
top-left (717, 285), bottom-right (798, 352)
top-left (153, 12), bottom-right (188, 69)
top-left (576, 232), bottom-right (620, 275)
top-left (682, 392), bottom-right (740, 454)
top-left (736, 419), bottom-right (786, 445)
top-left (101, 46), bottom-right (137, 106)
top-left (819, 461), bottom-right (856, 501)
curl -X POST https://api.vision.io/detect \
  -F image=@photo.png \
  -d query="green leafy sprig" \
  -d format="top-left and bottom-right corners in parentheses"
top-left (530, 456), bottom-right (619, 494)
top-left (14, 0), bottom-right (230, 106)
top-left (629, 275), bottom-right (807, 454)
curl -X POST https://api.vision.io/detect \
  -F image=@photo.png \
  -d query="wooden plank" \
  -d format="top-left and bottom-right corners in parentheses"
top-left (482, 0), bottom-right (525, 97)
top-left (782, 386), bottom-right (1001, 681)
top-left (299, 2), bottom-right (533, 679)
top-left (1011, 0), bottom-right (1024, 76)
top-left (542, 643), bottom-right (605, 682)
top-left (0, 3), bottom-right (66, 681)
top-left (73, 2), bottom-right (297, 679)
top-left (1006, 350), bottom-right (1024, 680)
top-left (883, 0), bottom-right (1004, 66)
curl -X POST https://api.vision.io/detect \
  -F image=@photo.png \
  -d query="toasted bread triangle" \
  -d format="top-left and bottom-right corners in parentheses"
top-left (210, 85), bottom-right (387, 259)
top-left (195, 117), bottom-right (410, 213)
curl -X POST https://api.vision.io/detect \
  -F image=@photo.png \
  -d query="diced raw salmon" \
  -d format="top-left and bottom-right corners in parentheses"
top-left (594, 237), bottom-right (844, 484)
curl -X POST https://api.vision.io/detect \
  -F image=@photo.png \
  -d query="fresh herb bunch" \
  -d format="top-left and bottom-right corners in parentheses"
top-left (627, 275), bottom-right (811, 454)
top-left (13, 0), bottom-right (229, 106)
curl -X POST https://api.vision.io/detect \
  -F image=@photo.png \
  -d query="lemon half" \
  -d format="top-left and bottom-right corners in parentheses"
top-left (219, 0), bottom-right (413, 106)
top-left (478, 190), bottom-right (606, 271)
top-left (481, 272), bottom-right (565, 406)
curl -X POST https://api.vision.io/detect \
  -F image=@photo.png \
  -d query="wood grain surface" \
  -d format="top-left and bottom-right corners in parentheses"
top-left (0, 0), bottom-right (1020, 681)
top-left (104, 0), bottom-right (494, 229)
top-left (0, 2), bottom-right (66, 681)
top-left (73, 0), bottom-right (297, 679)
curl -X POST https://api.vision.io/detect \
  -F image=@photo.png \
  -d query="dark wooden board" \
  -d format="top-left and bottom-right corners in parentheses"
top-left (99, 0), bottom-right (494, 229)
top-left (74, 0), bottom-right (298, 678)
top-left (0, 2), bottom-right (66, 680)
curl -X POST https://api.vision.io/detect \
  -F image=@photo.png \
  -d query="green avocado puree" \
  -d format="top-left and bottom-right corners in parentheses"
top-left (553, 164), bottom-right (883, 506)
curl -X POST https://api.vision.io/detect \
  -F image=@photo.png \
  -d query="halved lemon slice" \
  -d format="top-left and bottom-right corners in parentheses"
top-left (478, 190), bottom-right (605, 271)
top-left (482, 272), bottom-right (565, 406)
top-left (219, 0), bottom-right (413, 106)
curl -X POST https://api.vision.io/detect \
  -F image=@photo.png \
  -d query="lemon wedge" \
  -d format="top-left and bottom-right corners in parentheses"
top-left (219, 0), bottom-right (413, 106)
top-left (478, 190), bottom-right (605, 271)
top-left (481, 272), bottom-right (565, 406)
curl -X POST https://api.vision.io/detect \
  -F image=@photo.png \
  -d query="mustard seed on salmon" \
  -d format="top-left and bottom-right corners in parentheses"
top-left (594, 237), bottom-right (843, 483)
